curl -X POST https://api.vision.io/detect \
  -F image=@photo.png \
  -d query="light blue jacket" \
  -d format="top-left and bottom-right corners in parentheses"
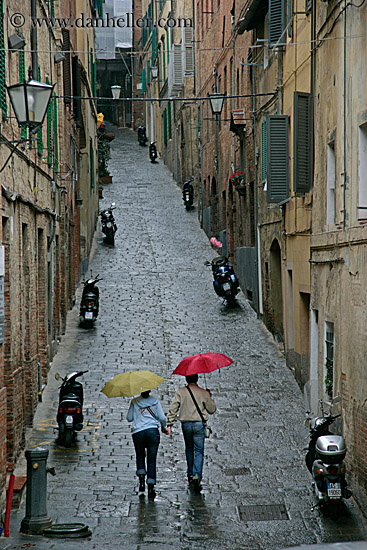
top-left (127, 395), bottom-right (167, 434)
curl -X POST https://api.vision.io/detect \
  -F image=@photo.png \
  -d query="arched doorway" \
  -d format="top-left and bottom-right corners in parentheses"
top-left (270, 239), bottom-right (283, 341)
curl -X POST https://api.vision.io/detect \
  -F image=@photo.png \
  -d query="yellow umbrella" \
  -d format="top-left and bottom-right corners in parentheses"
top-left (101, 370), bottom-right (165, 398)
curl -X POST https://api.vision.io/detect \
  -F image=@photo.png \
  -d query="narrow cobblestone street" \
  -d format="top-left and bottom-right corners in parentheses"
top-left (2, 127), bottom-right (367, 550)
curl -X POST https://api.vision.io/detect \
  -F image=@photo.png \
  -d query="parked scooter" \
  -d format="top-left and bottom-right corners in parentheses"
top-left (55, 370), bottom-right (88, 447)
top-left (79, 275), bottom-right (102, 327)
top-left (305, 396), bottom-right (352, 508)
top-left (137, 125), bottom-right (147, 146)
top-left (100, 202), bottom-right (117, 245)
top-left (182, 178), bottom-right (194, 210)
top-left (149, 142), bottom-right (158, 163)
top-left (205, 257), bottom-right (239, 307)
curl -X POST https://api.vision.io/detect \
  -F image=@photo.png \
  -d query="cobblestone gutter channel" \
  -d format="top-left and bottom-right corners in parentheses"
top-left (1, 126), bottom-right (367, 550)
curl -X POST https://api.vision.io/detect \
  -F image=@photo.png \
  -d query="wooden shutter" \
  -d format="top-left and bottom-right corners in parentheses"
top-left (62, 29), bottom-right (71, 105)
top-left (261, 119), bottom-right (267, 182)
top-left (183, 27), bottom-right (194, 75)
top-left (266, 115), bottom-right (289, 203)
top-left (46, 76), bottom-right (53, 166)
top-left (19, 47), bottom-right (27, 139)
top-left (293, 91), bottom-right (312, 194)
top-left (0, 0), bottom-right (6, 117)
top-left (168, 102), bottom-right (172, 139)
top-left (269, 0), bottom-right (285, 47)
top-left (37, 67), bottom-right (44, 155)
top-left (72, 56), bottom-right (82, 126)
top-left (163, 109), bottom-right (167, 145)
top-left (53, 93), bottom-right (59, 173)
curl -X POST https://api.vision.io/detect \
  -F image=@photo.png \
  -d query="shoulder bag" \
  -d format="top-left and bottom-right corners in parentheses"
top-left (186, 385), bottom-right (213, 438)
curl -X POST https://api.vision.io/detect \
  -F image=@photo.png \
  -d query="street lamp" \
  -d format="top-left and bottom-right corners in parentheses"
top-left (111, 85), bottom-right (121, 125)
top-left (111, 85), bottom-right (121, 100)
top-left (7, 78), bottom-right (54, 129)
top-left (151, 66), bottom-right (158, 79)
top-left (208, 92), bottom-right (225, 115)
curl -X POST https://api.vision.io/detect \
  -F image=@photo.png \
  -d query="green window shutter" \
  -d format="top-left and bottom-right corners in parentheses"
top-left (163, 109), bottom-right (167, 145)
top-left (293, 91), bottom-right (312, 194)
top-left (37, 67), bottom-right (43, 155)
top-left (152, 27), bottom-right (157, 63)
top-left (261, 119), bottom-right (267, 181)
top-left (53, 93), bottom-right (58, 173)
top-left (266, 115), bottom-right (289, 203)
top-left (269, 0), bottom-right (285, 47)
top-left (50, 0), bottom-right (55, 18)
top-left (0, 0), bottom-right (7, 118)
top-left (147, 61), bottom-right (150, 85)
top-left (90, 138), bottom-right (95, 189)
top-left (46, 77), bottom-right (53, 166)
top-left (142, 69), bottom-right (146, 93)
top-left (18, 47), bottom-right (27, 139)
top-left (168, 102), bottom-right (172, 139)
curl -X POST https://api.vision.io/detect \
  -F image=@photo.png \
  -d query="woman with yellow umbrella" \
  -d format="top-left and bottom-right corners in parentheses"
top-left (101, 370), bottom-right (170, 499)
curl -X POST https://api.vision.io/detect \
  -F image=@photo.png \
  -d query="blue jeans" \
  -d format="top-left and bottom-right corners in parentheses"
top-left (181, 421), bottom-right (205, 480)
top-left (132, 428), bottom-right (160, 485)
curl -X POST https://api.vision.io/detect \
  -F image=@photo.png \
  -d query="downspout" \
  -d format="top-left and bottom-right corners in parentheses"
top-left (277, 46), bottom-right (283, 113)
top-left (342, 0), bottom-right (347, 229)
top-left (251, 50), bottom-right (262, 316)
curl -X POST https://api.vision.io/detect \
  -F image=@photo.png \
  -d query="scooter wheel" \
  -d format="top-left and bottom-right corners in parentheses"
top-left (64, 428), bottom-right (73, 447)
top-left (226, 295), bottom-right (236, 307)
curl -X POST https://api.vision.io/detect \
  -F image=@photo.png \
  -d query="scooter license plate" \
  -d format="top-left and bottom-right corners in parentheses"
top-left (65, 415), bottom-right (74, 427)
top-left (223, 282), bottom-right (231, 291)
top-left (327, 482), bottom-right (342, 498)
top-left (85, 312), bottom-right (93, 320)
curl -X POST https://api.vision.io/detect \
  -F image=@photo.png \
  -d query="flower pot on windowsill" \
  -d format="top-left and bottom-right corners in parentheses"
top-left (100, 175), bottom-right (113, 184)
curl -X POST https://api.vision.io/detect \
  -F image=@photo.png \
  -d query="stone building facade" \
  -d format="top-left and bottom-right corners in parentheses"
top-left (0, 0), bottom-right (98, 514)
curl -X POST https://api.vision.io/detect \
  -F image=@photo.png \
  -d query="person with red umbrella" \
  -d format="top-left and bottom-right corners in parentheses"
top-left (166, 352), bottom-right (233, 492)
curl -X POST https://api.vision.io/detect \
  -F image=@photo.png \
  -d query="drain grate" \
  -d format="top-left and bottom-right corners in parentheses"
top-left (238, 504), bottom-right (289, 522)
top-left (223, 467), bottom-right (251, 476)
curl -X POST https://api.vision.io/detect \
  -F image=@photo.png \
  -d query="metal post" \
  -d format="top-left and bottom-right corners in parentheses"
top-left (20, 448), bottom-right (52, 534)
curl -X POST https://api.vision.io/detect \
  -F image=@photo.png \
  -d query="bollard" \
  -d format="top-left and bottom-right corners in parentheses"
top-left (20, 448), bottom-right (52, 535)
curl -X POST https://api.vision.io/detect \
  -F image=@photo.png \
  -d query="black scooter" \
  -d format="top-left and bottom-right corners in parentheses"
top-left (56, 371), bottom-right (88, 447)
top-left (182, 178), bottom-right (194, 210)
top-left (100, 202), bottom-right (117, 245)
top-left (205, 257), bottom-right (239, 307)
top-left (149, 142), bottom-right (158, 163)
top-left (137, 125), bottom-right (147, 146)
top-left (79, 275), bottom-right (101, 327)
top-left (305, 396), bottom-right (352, 508)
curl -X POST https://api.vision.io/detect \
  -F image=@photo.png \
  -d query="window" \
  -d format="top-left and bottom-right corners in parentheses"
top-left (358, 123), bottom-right (367, 220)
top-left (324, 322), bottom-right (334, 399)
top-left (266, 115), bottom-right (289, 203)
top-left (326, 140), bottom-right (336, 224)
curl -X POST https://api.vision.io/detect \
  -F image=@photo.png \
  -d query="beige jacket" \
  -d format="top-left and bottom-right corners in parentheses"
top-left (167, 383), bottom-right (217, 426)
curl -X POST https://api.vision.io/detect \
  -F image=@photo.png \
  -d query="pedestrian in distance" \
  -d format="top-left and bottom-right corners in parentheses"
top-left (166, 374), bottom-right (216, 492)
top-left (127, 390), bottom-right (170, 499)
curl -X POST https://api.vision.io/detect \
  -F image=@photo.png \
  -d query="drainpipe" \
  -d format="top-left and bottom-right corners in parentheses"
top-left (277, 46), bottom-right (283, 113)
top-left (342, 0), bottom-right (347, 229)
top-left (251, 59), bottom-right (261, 317)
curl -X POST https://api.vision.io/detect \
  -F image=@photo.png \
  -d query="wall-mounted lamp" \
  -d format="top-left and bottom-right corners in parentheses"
top-left (151, 66), bottom-right (158, 79)
top-left (8, 33), bottom-right (26, 51)
top-left (54, 51), bottom-right (65, 64)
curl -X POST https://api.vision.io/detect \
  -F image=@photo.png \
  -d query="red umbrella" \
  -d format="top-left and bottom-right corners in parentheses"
top-left (172, 352), bottom-right (234, 376)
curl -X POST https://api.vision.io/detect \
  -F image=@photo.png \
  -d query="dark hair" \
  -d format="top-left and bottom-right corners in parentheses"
top-left (141, 391), bottom-right (151, 398)
top-left (185, 374), bottom-right (198, 384)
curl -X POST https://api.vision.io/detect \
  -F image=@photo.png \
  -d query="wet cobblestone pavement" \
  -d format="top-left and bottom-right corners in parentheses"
top-left (2, 126), bottom-right (367, 549)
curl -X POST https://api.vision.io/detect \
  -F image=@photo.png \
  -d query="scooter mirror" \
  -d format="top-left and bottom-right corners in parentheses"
top-left (55, 373), bottom-right (60, 381)
top-left (111, 202), bottom-right (116, 206)
top-left (332, 395), bottom-right (342, 405)
top-left (204, 261), bottom-right (211, 266)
